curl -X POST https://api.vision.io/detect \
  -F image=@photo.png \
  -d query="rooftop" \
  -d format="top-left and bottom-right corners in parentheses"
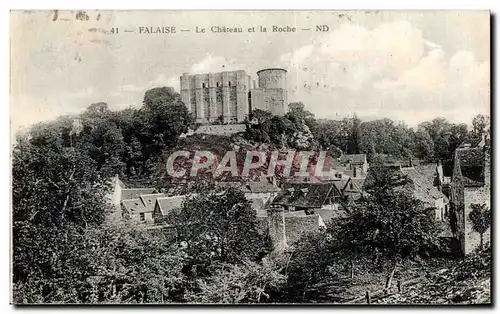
top-left (400, 168), bottom-right (448, 205)
top-left (455, 147), bottom-right (486, 187)
top-left (155, 195), bottom-right (186, 216)
top-left (272, 182), bottom-right (339, 208)
top-left (339, 154), bottom-right (367, 165)
top-left (121, 188), bottom-right (158, 201)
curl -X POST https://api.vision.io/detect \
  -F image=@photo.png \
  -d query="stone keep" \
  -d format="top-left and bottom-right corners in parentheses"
top-left (250, 68), bottom-right (288, 116)
top-left (180, 70), bottom-right (252, 124)
top-left (180, 68), bottom-right (288, 124)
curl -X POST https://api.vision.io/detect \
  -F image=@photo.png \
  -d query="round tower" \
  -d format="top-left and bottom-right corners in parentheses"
top-left (257, 68), bottom-right (287, 89)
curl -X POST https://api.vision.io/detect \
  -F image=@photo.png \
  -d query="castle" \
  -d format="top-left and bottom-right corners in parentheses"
top-left (180, 68), bottom-right (288, 124)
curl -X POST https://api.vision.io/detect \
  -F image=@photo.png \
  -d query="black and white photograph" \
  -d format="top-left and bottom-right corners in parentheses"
top-left (9, 10), bottom-right (491, 305)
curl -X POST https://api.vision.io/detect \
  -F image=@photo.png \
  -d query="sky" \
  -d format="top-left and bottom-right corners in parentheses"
top-left (10, 10), bottom-right (490, 133)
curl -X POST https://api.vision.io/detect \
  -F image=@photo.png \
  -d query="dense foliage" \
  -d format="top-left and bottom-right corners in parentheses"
top-left (248, 107), bottom-right (487, 163)
top-left (12, 84), bottom-right (489, 303)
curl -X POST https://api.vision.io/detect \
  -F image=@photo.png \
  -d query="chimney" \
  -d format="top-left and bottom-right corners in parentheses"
top-left (409, 156), bottom-right (413, 168)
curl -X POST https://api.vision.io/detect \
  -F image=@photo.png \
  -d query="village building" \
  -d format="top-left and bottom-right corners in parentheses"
top-left (272, 182), bottom-right (346, 212)
top-left (400, 167), bottom-right (450, 223)
top-left (450, 140), bottom-right (491, 255)
top-left (153, 195), bottom-right (188, 224)
top-left (107, 175), bottom-right (159, 223)
top-left (216, 178), bottom-right (280, 210)
top-left (270, 181), bottom-right (351, 229)
top-left (121, 193), bottom-right (166, 223)
top-left (340, 177), bottom-right (366, 205)
top-left (338, 154), bottom-right (369, 178)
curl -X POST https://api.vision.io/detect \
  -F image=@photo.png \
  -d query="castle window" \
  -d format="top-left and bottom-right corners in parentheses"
top-left (228, 81), bottom-right (232, 87)
top-left (202, 83), bottom-right (206, 88)
top-left (216, 82), bottom-right (219, 87)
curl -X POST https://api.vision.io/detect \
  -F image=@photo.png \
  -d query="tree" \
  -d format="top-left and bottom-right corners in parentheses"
top-left (339, 165), bottom-right (440, 290)
top-left (471, 114), bottom-right (490, 139)
top-left (13, 223), bottom-right (187, 304)
top-left (414, 128), bottom-right (434, 160)
top-left (468, 204), bottom-right (491, 250)
top-left (185, 257), bottom-right (285, 303)
top-left (166, 186), bottom-right (271, 277)
top-left (249, 109), bottom-right (273, 125)
top-left (140, 87), bottom-right (192, 158)
top-left (278, 230), bottom-right (344, 302)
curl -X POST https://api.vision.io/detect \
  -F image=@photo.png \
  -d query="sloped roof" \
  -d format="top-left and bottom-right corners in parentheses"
top-left (332, 179), bottom-right (349, 192)
top-left (155, 195), bottom-right (186, 216)
top-left (350, 178), bottom-right (366, 191)
top-left (140, 193), bottom-right (166, 211)
top-left (247, 182), bottom-right (280, 193)
top-left (456, 148), bottom-right (485, 187)
top-left (339, 154), bottom-right (366, 165)
top-left (401, 168), bottom-right (448, 205)
top-left (121, 188), bottom-right (158, 201)
top-left (122, 198), bottom-right (149, 213)
top-left (342, 178), bottom-right (365, 202)
top-left (456, 148), bottom-right (484, 167)
top-left (272, 182), bottom-right (337, 208)
top-left (414, 163), bottom-right (438, 185)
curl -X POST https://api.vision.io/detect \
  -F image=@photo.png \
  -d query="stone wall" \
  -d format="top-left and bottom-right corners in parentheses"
top-left (267, 208), bottom-right (286, 250)
top-left (284, 215), bottom-right (321, 245)
top-left (257, 68), bottom-right (287, 90)
top-left (463, 186), bottom-right (491, 254)
top-left (450, 147), bottom-right (491, 255)
top-left (194, 124), bottom-right (246, 136)
top-left (250, 68), bottom-right (288, 116)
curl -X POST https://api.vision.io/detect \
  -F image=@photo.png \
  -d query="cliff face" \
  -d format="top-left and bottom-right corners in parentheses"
top-left (156, 133), bottom-right (338, 186)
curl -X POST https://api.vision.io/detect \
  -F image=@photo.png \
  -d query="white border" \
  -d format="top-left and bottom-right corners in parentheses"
top-left (2, 1), bottom-right (498, 313)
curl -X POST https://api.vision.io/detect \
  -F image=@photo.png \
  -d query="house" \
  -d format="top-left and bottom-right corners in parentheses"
top-left (272, 182), bottom-right (346, 213)
top-left (340, 177), bottom-right (366, 204)
top-left (242, 180), bottom-right (280, 205)
top-left (414, 160), bottom-right (452, 198)
top-left (120, 188), bottom-right (158, 201)
top-left (216, 178), bottom-right (280, 210)
top-left (339, 154), bottom-right (369, 178)
top-left (121, 193), bottom-right (166, 223)
top-left (450, 144), bottom-right (491, 255)
top-left (400, 167), bottom-right (450, 222)
top-left (107, 175), bottom-right (159, 222)
top-left (153, 195), bottom-right (187, 223)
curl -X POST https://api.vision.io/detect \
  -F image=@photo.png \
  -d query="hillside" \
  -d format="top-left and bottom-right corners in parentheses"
top-left (374, 249), bottom-right (491, 304)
